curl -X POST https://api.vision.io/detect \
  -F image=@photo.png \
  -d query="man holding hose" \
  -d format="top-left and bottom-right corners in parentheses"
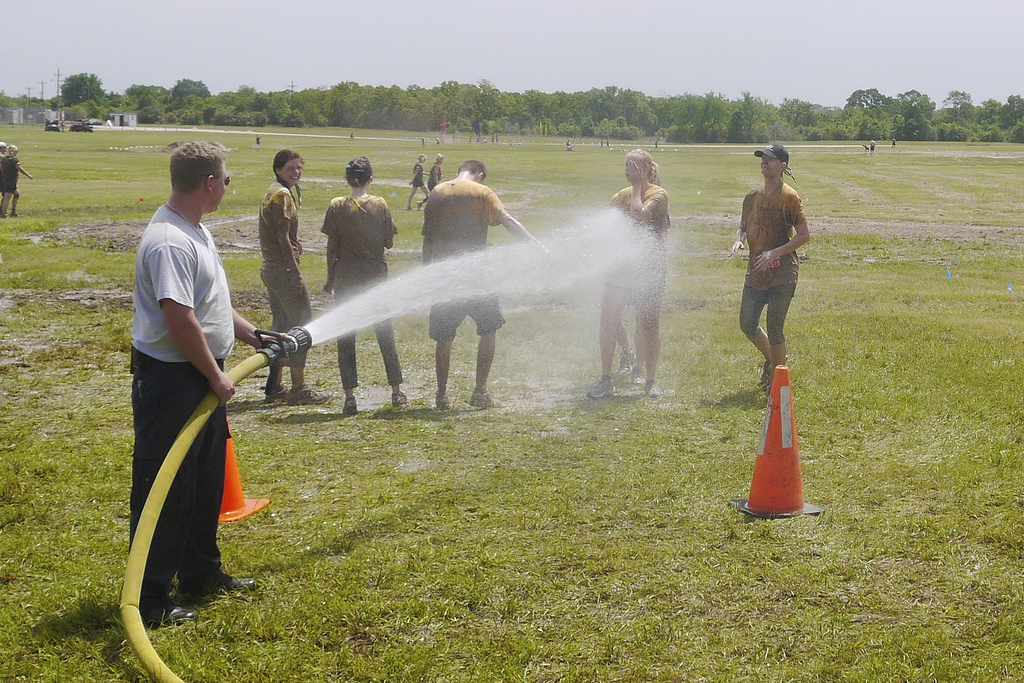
top-left (130, 141), bottom-right (261, 627)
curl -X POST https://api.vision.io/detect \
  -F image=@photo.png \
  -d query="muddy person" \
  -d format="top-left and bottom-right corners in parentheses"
top-left (130, 141), bottom-right (262, 627)
top-left (0, 144), bottom-right (34, 217)
top-left (417, 153), bottom-right (444, 209)
top-left (406, 154), bottom-right (429, 209)
top-left (321, 156), bottom-right (408, 415)
top-left (422, 159), bottom-right (546, 410)
top-left (587, 149), bottom-right (670, 400)
top-left (728, 144), bottom-right (810, 395)
top-left (258, 149), bottom-right (331, 406)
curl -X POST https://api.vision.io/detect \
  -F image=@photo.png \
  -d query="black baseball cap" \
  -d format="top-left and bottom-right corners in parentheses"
top-left (754, 144), bottom-right (789, 164)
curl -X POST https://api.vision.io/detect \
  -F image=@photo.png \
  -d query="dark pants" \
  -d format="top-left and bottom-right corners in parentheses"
top-left (130, 352), bottom-right (227, 610)
top-left (337, 319), bottom-right (404, 391)
top-left (739, 283), bottom-right (797, 345)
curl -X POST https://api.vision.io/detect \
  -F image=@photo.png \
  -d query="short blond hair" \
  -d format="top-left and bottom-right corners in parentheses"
top-left (170, 141), bottom-right (225, 192)
top-left (627, 149), bottom-right (659, 185)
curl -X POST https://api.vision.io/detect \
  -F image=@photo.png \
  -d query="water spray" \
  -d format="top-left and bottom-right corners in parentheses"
top-left (121, 209), bottom-right (652, 682)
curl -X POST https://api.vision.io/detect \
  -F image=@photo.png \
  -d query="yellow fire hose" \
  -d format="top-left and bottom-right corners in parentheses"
top-left (120, 352), bottom-right (269, 683)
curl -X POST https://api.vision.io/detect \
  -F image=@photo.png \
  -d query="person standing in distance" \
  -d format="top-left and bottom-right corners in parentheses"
top-left (729, 144), bottom-right (810, 394)
top-left (321, 156), bottom-right (408, 415)
top-left (258, 149), bottom-right (331, 406)
top-left (0, 145), bottom-right (34, 217)
top-left (417, 153), bottom-right (444, 209)
top-left (130, 141), bottom-right (260, 627)
top-left (422, 159), bottom-right (546, 410)
top-left (406, 154), bottom-right (429, 210)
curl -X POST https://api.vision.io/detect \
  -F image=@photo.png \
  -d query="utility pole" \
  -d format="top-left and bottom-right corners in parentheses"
top-left (39, 81), bottom-right (46, 103)
top-left (54, 69), bottom-right (63, 121)
top-left (288, 81), bottom-right (296, 107)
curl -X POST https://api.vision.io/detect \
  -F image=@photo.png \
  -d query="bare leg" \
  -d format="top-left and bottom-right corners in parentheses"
top-left (475, 333), bottom-right (496, 393)
top-left (637, 302), bottom-right (662, 382)
top-left (598, 286), bottom-right (628, 376)
top-left (435, 337), bottom-right (454, 396)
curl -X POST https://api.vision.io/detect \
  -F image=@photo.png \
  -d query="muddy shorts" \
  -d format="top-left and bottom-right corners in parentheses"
top-left (429, 296), bottom-right (505, 341)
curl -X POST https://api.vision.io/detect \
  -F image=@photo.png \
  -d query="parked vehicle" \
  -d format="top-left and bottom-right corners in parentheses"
top-left (69, 120), bottom-right (93, 132)
top-left (44, 120), bottom-right (61, 132)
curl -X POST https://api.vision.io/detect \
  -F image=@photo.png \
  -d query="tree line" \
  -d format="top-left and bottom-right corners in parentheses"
top-left (10, 73), bottom-right (1024, 144)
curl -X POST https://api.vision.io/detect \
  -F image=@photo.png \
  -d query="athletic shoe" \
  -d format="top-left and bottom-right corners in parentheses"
top-left (758, 359), bottom-right (773, 388)
top-left (631, 365), bottom-right (645, 385)
top-left (343, 396), bottom-right (358, 415)
top-left (288, 385), bottom-right (332, 406)
top-left (435, 391), bottom-right (452, 411)
top-left (391, 391), bottom-right (409, 407)
top-left (644, 380), bottom-right (662, 399)
top-left (469, 390), bottom-right (500, 409)
top-left (618, 349), bottom-right (636, 375)
top-left (586, 375), bottom-right (614, 399)
top-left (9, 212), bottom-right (18, 217)
top-left (264, 385), bottom-right (289, 404)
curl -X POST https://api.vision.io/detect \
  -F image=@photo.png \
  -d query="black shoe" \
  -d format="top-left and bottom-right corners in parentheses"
top-left (178, 572), bottom-right (256, 600)
top-left (141, 603), bottom-right (197, 628)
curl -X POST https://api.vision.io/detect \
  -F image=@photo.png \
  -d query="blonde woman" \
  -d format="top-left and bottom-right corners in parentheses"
top-left (406, 154), bottom-right (428, 209)
top-left (588, 149), bottom-right (670, 399)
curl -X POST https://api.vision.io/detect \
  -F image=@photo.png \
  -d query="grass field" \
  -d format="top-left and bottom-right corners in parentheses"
top-left (4, 125), bottom-right (1024, 681)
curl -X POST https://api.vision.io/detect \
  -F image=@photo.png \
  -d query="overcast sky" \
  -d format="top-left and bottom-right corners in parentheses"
top-left (10, 0), bottom-right (1024, 109)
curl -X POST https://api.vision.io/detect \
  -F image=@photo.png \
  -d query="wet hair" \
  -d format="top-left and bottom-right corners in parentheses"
top-left (458, 159), bottom-right (487, 180)
top-left (418, 154), bottom-right (427, 163)
top-left (346, 156), bottom-right (373, 187)
top-left (169, 141), bottom-right (225, 193)
top-left (273, 149), bottom-right (302, 173)
top-left (628, 149), bottom-right (660, 185)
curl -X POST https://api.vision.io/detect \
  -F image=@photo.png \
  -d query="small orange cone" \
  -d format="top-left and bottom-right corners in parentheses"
top-left (730, 365), bottom-right (822, 519)
top-left (219, 428), bottom-right (270, 523)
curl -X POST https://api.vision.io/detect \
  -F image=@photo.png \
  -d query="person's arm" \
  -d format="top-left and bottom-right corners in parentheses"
top-left (322, 206), bottom-right (338, 292)
top-left (17, 163), bottom-right (32, 180)
top-left (499, 212), bottom-right (547, 252)
top-left (160, 299), bottom-right (236, 405)
top-left (729, 228), bottom-right (747, 256)
top-left (754, 221), bottom-right (809, 272)
top-left (233, 309), bottom-right (261, 350)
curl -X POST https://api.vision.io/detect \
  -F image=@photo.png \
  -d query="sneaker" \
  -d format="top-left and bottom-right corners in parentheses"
top-left (264, 385), bottom-right (289, 404)
top-left (469, 390), bottom-right (500, 409)
top-left (343, 395), bottom-right (358, 415)
top-left (391, 390), bottom-right (409, 407)
top-left (618, 349), bottom-right (636, 375)
top-left (435, 391), bottom-right (452, 411)
top-left (586, 375), bottom-right (614, 399)
top-left (758, 359), bottom-right (773, 388)
top-left (631, 365), bottom-right (645, 385)
top-left (644, 380), bottom-right (662, 399)
top-left (288, 384), bottom-right (332, 406)
top-left (9, 211), bottom-right (18, 217)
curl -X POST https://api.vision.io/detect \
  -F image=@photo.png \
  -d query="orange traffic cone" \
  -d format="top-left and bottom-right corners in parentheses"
top-left (219, 428), bottom-right (271, 522)
top-left (730, 365), bottom-right (822, 518)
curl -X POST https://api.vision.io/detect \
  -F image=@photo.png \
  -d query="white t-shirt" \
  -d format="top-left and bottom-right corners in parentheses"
top-left (132, 204), bottom-right (235, 362)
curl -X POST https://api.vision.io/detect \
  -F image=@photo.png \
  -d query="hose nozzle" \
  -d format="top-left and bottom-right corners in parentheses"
top-left (255, 326), bottom-right (313, 361)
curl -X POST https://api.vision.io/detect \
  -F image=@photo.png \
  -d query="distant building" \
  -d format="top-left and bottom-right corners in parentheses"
top-left (109, 112), bottom-right (138, 128)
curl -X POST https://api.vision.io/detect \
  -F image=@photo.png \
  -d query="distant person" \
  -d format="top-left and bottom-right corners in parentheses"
top-left (406, 154), bottom-right (429, 210)
top-left (421, 136), bottom-right (426, 148)
top-left (422, 159), bottom-right (547, 410)
top-left (0, 145), bottom-right (33, 218)
top-left (321, 156), bottom-right (407, 415)
top-left (892, 138), bottom-right (897, 149)
top-left (418, 154), bottom-right (445, 209)
top-left (870, 139), bottom-right (876, 153)
top-left (255, 135), bottom-right (261, 147)
top-left (728, 144), bottom-right (810, 394)
top-left (130, 141), bottom-right (262, 627)
top-left (587, 149), bottom-right (670, 400)
top-left (258, 149), bottom-right (331, 406)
